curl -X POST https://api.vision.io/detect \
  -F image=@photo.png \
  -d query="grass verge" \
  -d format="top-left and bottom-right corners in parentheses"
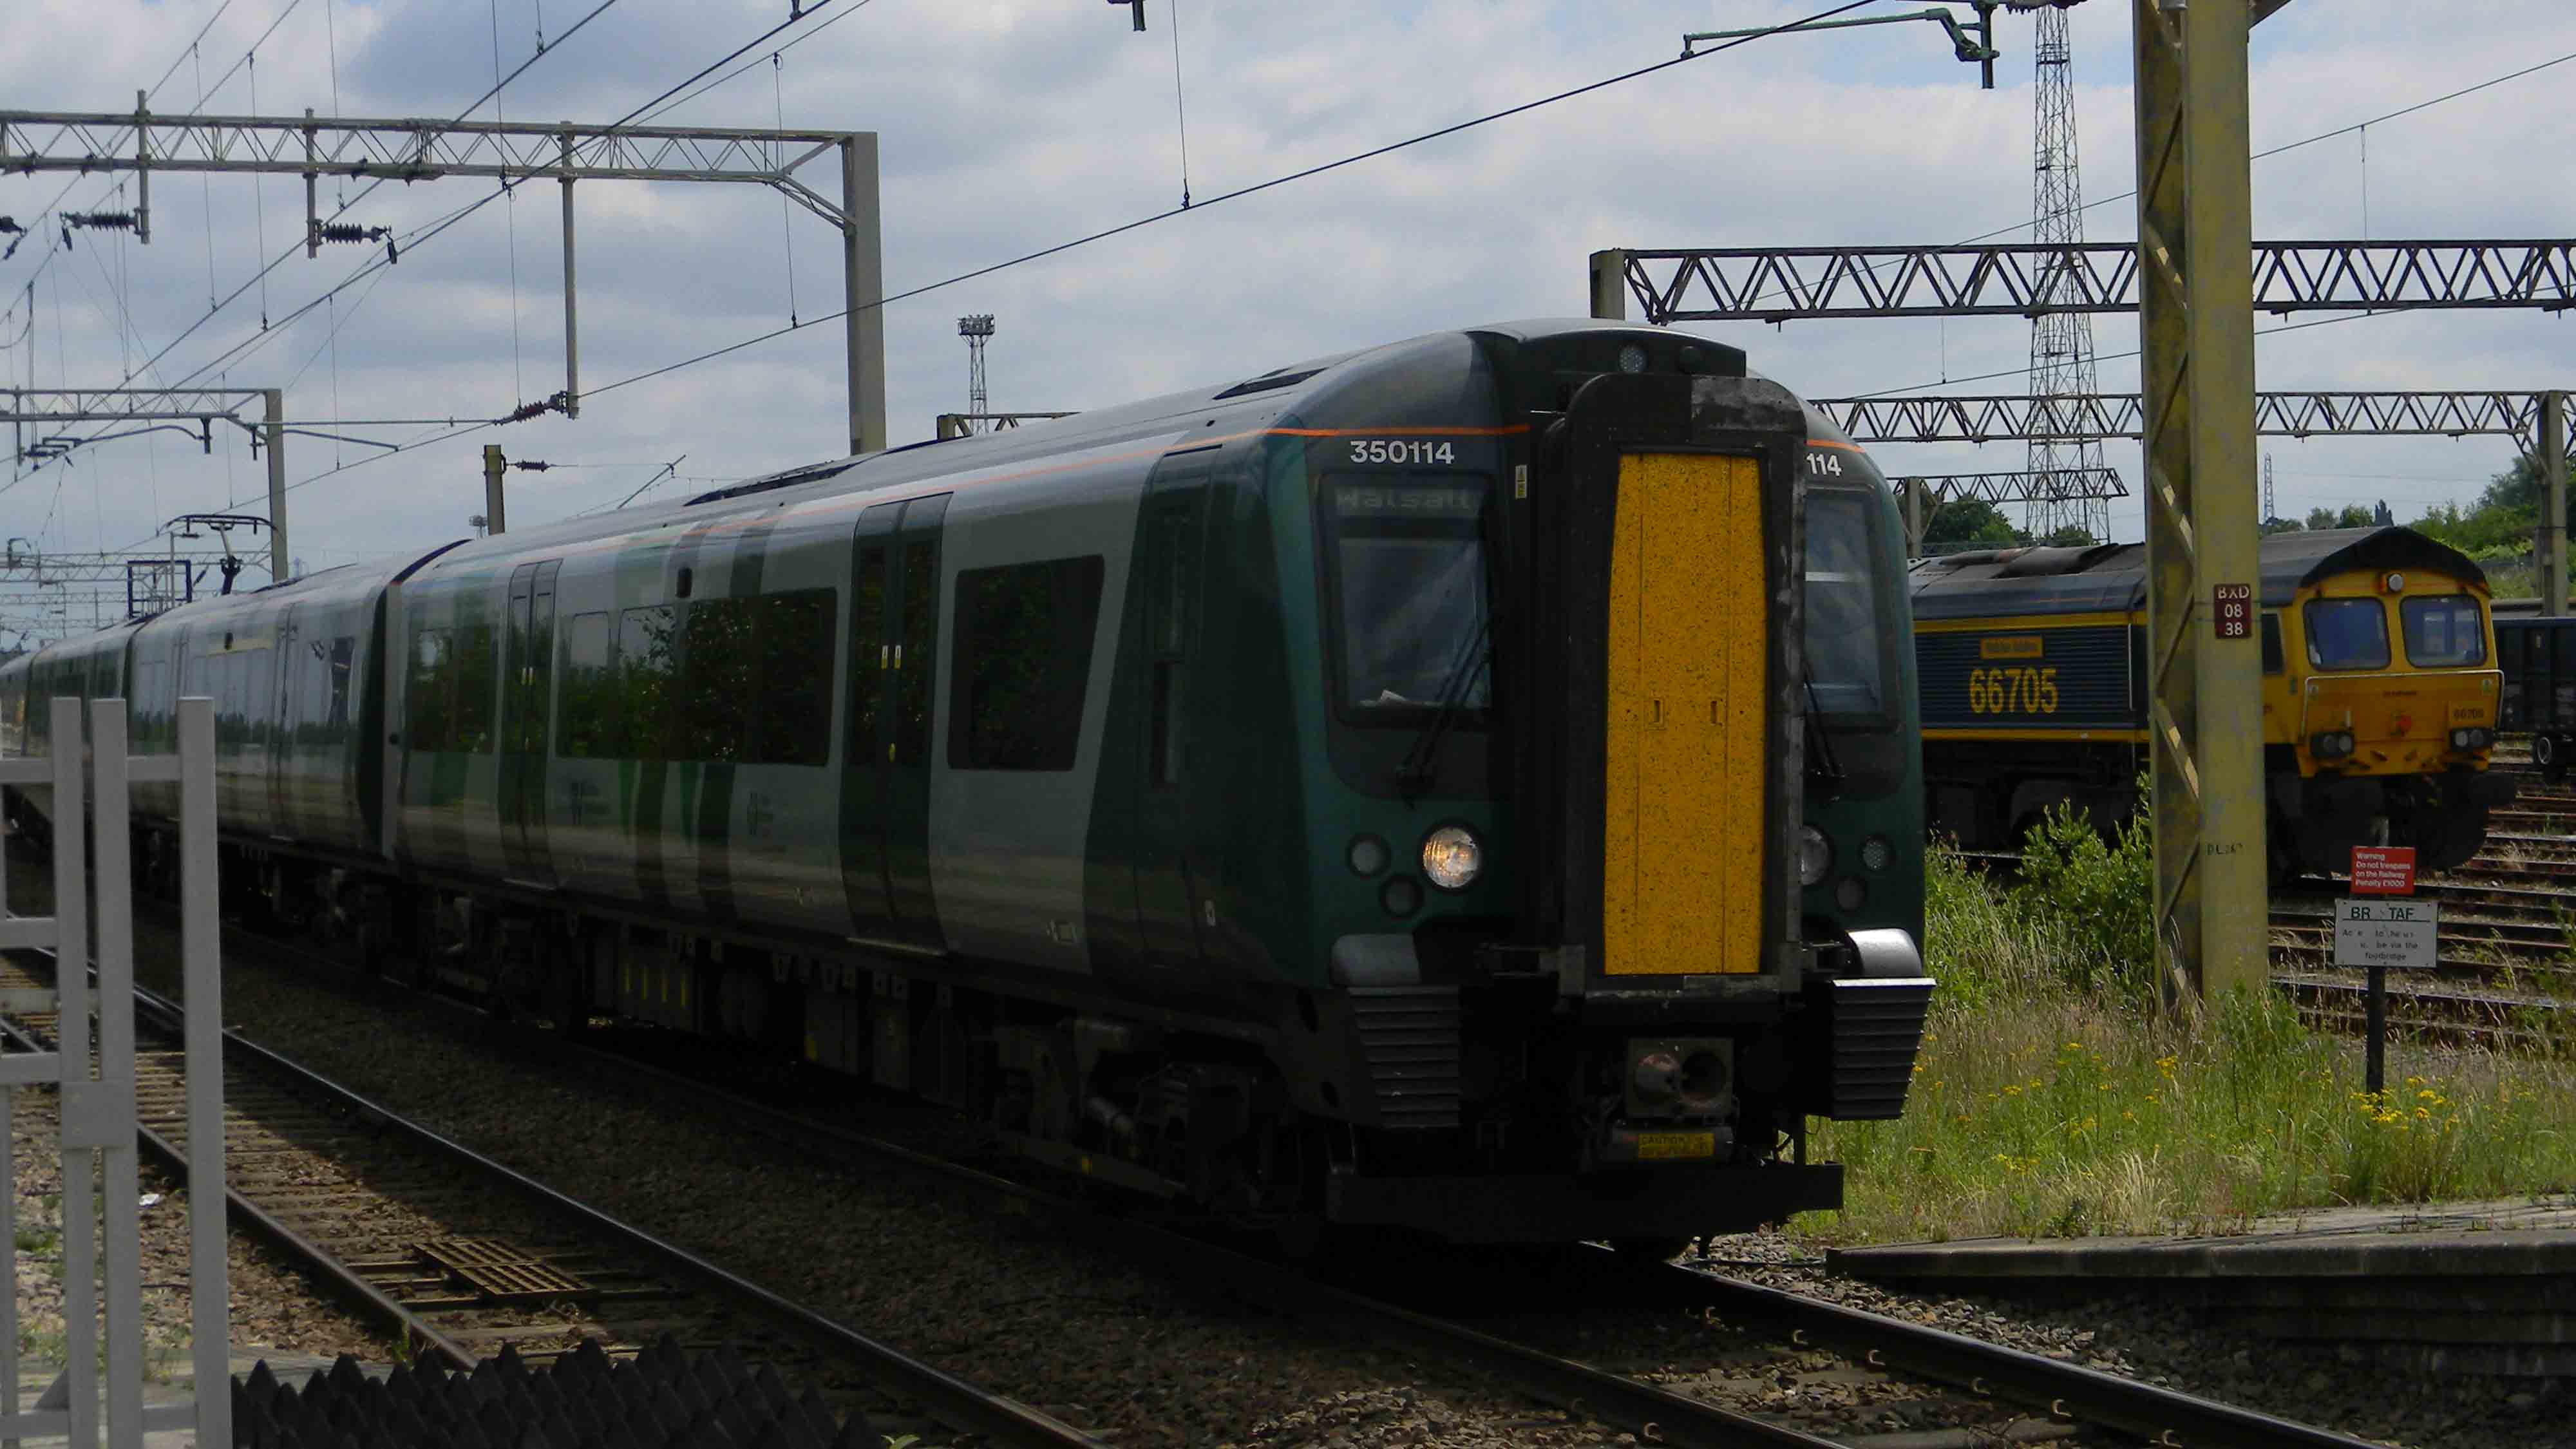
top-left (1798, 817), bottom-right (2576, 1244)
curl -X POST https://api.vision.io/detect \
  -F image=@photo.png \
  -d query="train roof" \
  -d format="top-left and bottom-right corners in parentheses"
top-left (1909, 526), bottom-right (2488, 621)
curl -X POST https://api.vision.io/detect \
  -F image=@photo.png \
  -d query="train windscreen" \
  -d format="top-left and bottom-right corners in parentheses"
top-left (2306, 598), bottom-right (2391, 671)
top-left (2401, 595), bottom-right (2485, 667)
top-left (1805, 489), bottom-right (1888, 719)
top-left (1325, 477), bottom-right (1492, 715)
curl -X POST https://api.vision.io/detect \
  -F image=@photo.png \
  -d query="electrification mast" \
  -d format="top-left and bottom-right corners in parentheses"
top-left (2022, 1), bottom-right (2109, 543)
top-left (958, 316), bottom-right (995, 437)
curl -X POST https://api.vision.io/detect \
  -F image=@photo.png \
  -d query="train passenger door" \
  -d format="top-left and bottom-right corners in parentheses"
top-left (1133, 452), bottom-right (1212, 968)
top-left (840, 495), bottom-right (949, 947)
top-left (500, 560), bottom-right (561, 877)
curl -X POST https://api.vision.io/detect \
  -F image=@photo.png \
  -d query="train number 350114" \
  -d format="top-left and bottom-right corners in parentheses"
top-left (1967, 665), bottom-right (2060, 714)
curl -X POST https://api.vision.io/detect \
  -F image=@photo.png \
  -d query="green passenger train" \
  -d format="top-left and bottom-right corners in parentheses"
top-left (0, 321), bottom-right (1931, 1245)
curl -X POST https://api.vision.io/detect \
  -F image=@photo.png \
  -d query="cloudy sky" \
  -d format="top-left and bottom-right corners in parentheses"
top-left (2, 0), bottom-right (2567, 638)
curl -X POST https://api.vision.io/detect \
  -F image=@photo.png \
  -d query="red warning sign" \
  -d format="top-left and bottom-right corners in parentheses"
top-left (2350, 846), bottom-right (2417, 895)
top-left (2213, 582), bottom-right (2254, 639)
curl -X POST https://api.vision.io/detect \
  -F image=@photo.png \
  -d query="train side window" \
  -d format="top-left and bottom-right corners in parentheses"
top-left (754, 589), bottom-right (835, 766)
top-left (948, 556), bottom-right (1106, 772)
top-left (672, 589), bottom-right (835, 765)
top-left (616, 605), bottom-right (679, 761)
top-left (406, 629), bottom-right (454, 752)
top-left (558, 611), bottom-right (613, 758)
top-left (2260, 614), bottom-right (2283, 675)
top-left (448, 622), bottom-right (500, 753)
top-left (2399, 595), bottom-right (2485, 667)
top-left (2303, 598), bottom-right (2389, 671)
top-left (326, 637), bottom-right (356, 729)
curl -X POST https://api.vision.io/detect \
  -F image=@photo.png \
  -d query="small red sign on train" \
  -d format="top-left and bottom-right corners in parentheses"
top-left (2213, 582), bottom-right (2253, 640)
top-left (2350, 846), bottom-right (2416, 895)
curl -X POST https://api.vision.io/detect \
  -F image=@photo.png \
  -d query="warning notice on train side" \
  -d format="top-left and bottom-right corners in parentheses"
top-left (2335, 898), bottom-right (2439, 971)
top-left (2349, 846), bottom-right (2418, 895)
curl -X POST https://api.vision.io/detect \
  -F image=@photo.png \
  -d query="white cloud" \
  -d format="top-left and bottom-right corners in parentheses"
top-left (0, 0), bottom-right (2568, 628)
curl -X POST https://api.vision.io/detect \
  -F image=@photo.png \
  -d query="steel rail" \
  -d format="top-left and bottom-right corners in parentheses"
top-left (1660, 1263), bottom-right (2385, 1449)
top-left (0, 944), bottom-right (1106, 1449)
top-left (0, 1001), bottom-right (482, 1372)
top-left (175, 924), bottom-right (1842, 1446)
top-left (95, 874), bottom-right (2387, 1448)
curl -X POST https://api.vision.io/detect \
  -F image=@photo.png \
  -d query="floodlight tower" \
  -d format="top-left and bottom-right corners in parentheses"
top-left (2020, 0), bottom-right (2110, 544)
top-left (958, 315), bottom-right (996, 437)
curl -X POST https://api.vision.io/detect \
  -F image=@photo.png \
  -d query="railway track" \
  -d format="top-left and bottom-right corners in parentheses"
top-left (173, 896), bottom-right (2385, 1448)
top-left (0, 947), bottom-right (1105, 1449)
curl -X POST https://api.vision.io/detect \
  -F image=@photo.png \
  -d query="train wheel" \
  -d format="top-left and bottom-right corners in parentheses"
top-left (2542, 734), bottom-right (2569, 784)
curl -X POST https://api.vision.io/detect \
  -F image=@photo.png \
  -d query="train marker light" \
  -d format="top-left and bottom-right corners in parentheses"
top-left (1347, 835), bottom-right (1390, 876)
top-left (1860, 835), bottom-right (1893, 873)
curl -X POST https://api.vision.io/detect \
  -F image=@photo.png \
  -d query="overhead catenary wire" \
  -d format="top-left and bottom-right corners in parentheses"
top-left (203, 0), bottom-right (1902, 507)
top-left (64, 0), bottom-right (867, 533)
top-left (630, 0), bottom-right (880, 125)
top-left (6, 0), bottom-right (632, 482)
top-left (583, 0), bottom-right (1892, 407)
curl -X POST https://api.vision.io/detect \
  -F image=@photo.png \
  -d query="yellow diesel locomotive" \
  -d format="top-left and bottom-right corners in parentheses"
top-left (1911, 527), bottom-right (2513, 878)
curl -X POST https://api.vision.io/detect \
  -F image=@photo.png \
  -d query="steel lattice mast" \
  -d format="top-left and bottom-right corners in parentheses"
top-left (958, 316), bottom-right (995, 437)
top-left (2023, 2), bottom-right (2108, 542)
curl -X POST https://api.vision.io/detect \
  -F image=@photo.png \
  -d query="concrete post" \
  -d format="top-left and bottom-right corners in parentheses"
top-left (840, 135), bottom-right (886, 457)
top-left (1588, 250), bottom-right (1627, 321)
top-left (561, 131), bottom-right (580, 420)
top-left (483, 444), bottom-right (507, 536)
top-left (263, 390), bottom-right (287, 582)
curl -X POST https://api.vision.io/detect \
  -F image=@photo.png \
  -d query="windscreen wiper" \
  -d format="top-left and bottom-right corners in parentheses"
top-left (1394, 611), bottom-right (1494, 805)
top-left (1803, 666), bottom-right (1847, 791)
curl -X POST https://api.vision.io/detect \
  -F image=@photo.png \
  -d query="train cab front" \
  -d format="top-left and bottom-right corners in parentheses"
top-left (1287, 325), bottom-right (1934, 1245)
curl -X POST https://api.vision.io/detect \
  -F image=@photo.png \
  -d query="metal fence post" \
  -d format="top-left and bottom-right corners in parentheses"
top-left (49, 696), bottom-right (97, 1449)
top-left (88, 702), bottom-right (142, 1449)
top-left (178, 696), bottom-right (227, 1449)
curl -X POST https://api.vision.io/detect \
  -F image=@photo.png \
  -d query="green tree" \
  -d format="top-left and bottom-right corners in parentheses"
top-left (1924, 497), bottom-right (2025, 549)
top-left (2260, 514), bottom-right (2305, 536)
top-left (2036, 524), bottom-right (2098, 547)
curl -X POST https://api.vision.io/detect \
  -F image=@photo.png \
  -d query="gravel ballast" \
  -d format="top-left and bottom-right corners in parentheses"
top-left (20, 857), bottom-right (2557, 1446)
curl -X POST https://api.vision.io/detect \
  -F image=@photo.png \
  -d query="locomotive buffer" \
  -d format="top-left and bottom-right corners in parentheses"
top-left (2335, 846), bottom-right (2436, 1094)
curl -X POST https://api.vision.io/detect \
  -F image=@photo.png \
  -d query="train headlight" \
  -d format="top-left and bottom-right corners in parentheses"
top-left (1799, 826), bottom-right (1833, 887)
top-left (1421, 826), bottom-right (1482, 891)
top-left (1616, 343), bottom-right (1649, 375)
top-left (2450, 727), bottom-right (2494, 751)
top-left (1860, 835), bottom-right (1893, 873)
top-left (2311, 731), bottom-right (2356, 760)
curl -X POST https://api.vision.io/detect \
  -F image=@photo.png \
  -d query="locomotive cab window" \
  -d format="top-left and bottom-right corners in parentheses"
top-left (2304, 598), bottom-right (2389, 672)
top-left (1321, 477), bottom-right (1492, 718)
top-left (1805, 489), bottom-right (1891, 721)
top-left (2400, 594), bottom-right (2485, 667)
